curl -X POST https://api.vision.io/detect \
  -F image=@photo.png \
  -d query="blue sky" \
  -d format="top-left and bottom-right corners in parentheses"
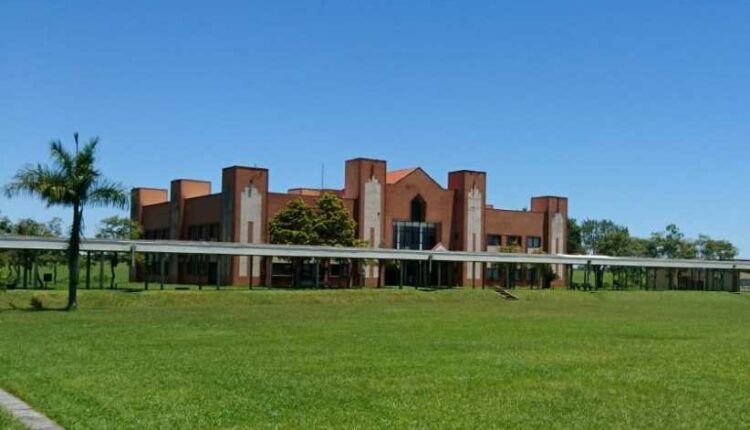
top-left (1, 1), bottom-right (748, 255)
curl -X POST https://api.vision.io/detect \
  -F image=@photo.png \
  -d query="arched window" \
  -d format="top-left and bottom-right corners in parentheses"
top-left (410, 195), bottom-right (426, 222)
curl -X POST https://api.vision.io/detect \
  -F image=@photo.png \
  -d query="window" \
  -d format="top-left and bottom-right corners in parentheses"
top-left (527, 236), bottom-right (541, 248)
top-left (145, 228), bottom-right (169, 240)
top-left (393, 221), bottom-right (438, 250)
top-left (506, 236), bottom-right (522, 247)
top-left (186, 223), bottom-right (220, 241)
top-left (487, 235), bottom-right (500, 246)
top-left (486, 264), bottom-right (501, 280)
top-left (410, 195), bottom-right (426, 222)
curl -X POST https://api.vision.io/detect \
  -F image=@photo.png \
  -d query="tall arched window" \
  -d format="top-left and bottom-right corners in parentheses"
top-left (410, 195), bottom-right (426, 222)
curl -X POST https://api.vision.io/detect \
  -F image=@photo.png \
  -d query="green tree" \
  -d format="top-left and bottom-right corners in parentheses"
top-left (314, 193), bottom-right (357, 246)
top-left (5, 134), bottom-right (127, 309)
top-left (269, 198), bottom-right (318, 245)
top-left (696, 234), bottom-right (737, 260)
top-left (269, 198), bottom-right (317, 286)
top-left (96, 216), bottom-right (143, 288)
top-left (0, 212), bottom-right (12, 234)
top-left (12, 218), bottom-right (56, 288)
top-left (597, 228), bottom-right (632, 257)
top-left (313, 193), bottom-right (360, 286)
top-left (567, 218), bottom-right (584, 254)
top-left (650, 224), bottom-right (697, 259)
top-left (580, 219), bottom-right (628, 255)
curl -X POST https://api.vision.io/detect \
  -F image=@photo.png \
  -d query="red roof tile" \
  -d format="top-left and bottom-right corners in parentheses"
top-left (386, 168), bottom-right (418, 184)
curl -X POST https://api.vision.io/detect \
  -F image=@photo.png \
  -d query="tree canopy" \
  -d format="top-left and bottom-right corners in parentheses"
top-left (270, 193), bottom-right (359, 248)
top-left (96, 216), bottom-right (143, 240)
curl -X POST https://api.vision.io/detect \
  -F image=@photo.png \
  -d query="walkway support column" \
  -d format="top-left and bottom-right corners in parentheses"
top-left (314, 258), bottom-right (320, 289)
top-left (85, 251), bottom-right (91, 289)
top-left (398, 260), bottom-right (404, 289)
top-left (98, 252), bottom-right (104, 289)
top-left (160, 254), bottom-right (165, 290)
top-left (248, 255), bottom-right (254, 290)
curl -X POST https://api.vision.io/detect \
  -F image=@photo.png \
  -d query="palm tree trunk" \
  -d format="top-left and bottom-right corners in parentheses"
top-left (67, 204), bottom-right (82, 310)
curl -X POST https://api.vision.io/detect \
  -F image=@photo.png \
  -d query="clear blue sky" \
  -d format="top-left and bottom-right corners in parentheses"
top-left (1, 1), bottom-right (748, 255)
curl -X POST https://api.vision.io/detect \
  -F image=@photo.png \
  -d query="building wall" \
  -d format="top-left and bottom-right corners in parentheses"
top-left (132, 158), bottom-right (568, 287)
top-left (383, 169), bottom-right (454, 248)
top-left (484, 209), bottom-right (545, 250)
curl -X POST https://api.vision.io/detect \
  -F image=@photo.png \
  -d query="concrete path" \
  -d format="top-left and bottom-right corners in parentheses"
top-left (0, 389), bottom-right (64, 430)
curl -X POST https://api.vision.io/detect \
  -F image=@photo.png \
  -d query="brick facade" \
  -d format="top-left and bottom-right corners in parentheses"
top-left (131, 158), bottom-right (568, 287)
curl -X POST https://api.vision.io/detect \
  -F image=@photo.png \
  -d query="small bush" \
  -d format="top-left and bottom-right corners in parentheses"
top-left (30, 296), bottom-right (44, 311)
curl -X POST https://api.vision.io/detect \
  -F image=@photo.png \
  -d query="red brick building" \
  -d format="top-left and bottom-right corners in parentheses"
top-left (131, 158), bottom-right (568, 287)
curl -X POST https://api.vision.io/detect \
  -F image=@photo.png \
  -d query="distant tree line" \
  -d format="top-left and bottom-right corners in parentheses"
top-left (567, 218), bottom-right (738, 260)
top-left (566, 218), bottom-right (738, 290)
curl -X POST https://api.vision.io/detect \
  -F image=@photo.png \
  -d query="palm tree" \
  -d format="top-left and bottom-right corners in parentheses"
top-left (4, 134), bottom-right (127, 310)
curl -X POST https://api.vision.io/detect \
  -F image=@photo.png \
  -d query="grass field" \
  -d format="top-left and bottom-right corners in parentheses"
top-left (1, 289), bottom-right (749, 429)
top-left (0, 409), bottom-right (25, 430)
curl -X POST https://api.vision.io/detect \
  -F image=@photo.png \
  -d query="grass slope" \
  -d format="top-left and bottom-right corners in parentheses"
top-left (1, 289), bottom-right (748, 429)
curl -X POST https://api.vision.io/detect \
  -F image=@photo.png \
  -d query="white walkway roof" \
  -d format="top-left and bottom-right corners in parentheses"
top-left (1, 235), bottom-right (748, 270)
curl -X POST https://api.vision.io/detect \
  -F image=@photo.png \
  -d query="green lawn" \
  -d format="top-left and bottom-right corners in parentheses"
top-left (1, 289), bottom-right (748, 429)
top-left (0, 409), bottom-right (25, 430)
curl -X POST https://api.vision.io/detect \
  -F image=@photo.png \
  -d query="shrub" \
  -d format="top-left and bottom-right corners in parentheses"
top-left (30, 295), bottom-right (44, 311)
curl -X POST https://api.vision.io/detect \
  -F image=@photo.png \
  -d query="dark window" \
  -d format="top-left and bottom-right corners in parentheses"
top-left (527, 236), bottom-right (541, 248)
top-left (486, 264), bottom-right (501, 280)
top-left (272, 262), bottom-right (293, 276)
top-left (393, 221), bottom-right (438, 250)
top-left (507, 236), bottom-right (521, 247)
top-left (186, 223), bottom-right (220, 241)
top-left (410, 195), bottom-right (426, 222)
top-left (487, 235), bottom-right (500, 246)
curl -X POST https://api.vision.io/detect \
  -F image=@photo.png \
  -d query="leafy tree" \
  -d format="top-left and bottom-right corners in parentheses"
top-left (650, 224), bottom-right (697, 259)
top-left (696, 235), bottom-right (737, 260)
top-left (270, 195), bottom-right (363, 287)
top-left (5, 134), bottom-right (127, 309)
top-left (597, 228), bottom-right (632, 257)
top-left (628, 237), bottom-right (654, 258)
top-left (313, 193), bottom-right (360, 286)
top-left (567, 218), bottom-right (584, 254)
top-left (96, 216), bottom-right (143, 288)
top-left (580, 219), bottom-right (628, 255)
top-left (269, 198), bottom-right (318, 286)
top-left (269, 198), bottom-right (318, 245)
top-left (0, 212), bottom-right (12, 234)
top-left (314, 193), bottom-right (357, 247)
top-left (96, 215), bottom-right (142, 240)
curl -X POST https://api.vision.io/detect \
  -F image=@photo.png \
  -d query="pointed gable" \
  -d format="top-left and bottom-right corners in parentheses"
top-left (386, 168), bottom-right (418, 185)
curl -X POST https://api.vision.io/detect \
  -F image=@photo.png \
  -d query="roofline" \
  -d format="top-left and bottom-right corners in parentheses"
top-left (171, 178), bottom-right (212, 184)
top-left (449, 169), bottom-right (486, 175)
top-left (131, 187), bottom-right (168, 192)
top-left (222, 165), bottom-right (269, 172)
top-left (346, 157), bottom-right (387, 163)
top-left (184, 192), bottom-right (222, 202)
top-left (486, 207), bottom-right (543, 215)
top-left (387, 167), bottom-right (447, 190)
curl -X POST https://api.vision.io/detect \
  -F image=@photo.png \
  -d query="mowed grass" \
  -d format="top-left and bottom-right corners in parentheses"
top-left (1, 289), bottom-right (749, 429)
top-left (0, 409), bottom-right (25, 430)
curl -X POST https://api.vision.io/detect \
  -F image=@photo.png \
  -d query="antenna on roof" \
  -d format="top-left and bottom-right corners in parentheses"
top-left (321, 163), bottom-right (325, 189)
